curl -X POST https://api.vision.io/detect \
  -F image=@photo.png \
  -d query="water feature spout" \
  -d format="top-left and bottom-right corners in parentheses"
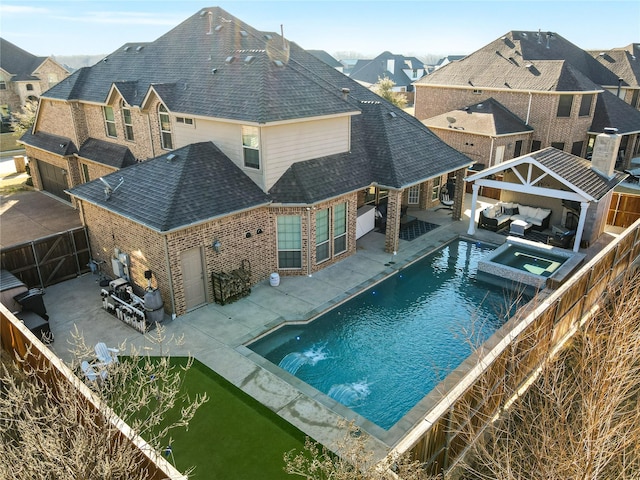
top-left (278, 345), bottom-right (328, 374)
top-left (328, 380), bottom-right (371, 407)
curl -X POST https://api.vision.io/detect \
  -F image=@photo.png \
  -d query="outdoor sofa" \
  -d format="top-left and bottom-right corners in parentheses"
top-left (479, 202), bottom-right (551, 232)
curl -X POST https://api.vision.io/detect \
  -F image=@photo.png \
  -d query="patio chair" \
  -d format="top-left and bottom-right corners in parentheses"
top-left (81, 360), bottom-right (107, 383)
top-left (437, 193), bottom-right (454, 211)
top-left (95, 342), bottom-right (119, 366)
top-left (547, 229), bottom-right (576, 249)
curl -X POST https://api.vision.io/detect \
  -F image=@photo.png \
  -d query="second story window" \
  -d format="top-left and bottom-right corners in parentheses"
top-left (122, 103), bottom-right (134, 141)
top-left (26, 84), bottom-right (34, 91)
top-left (103, 106), bottom-right (117, 137)
top-left (579, 94), bottom-right (593, 117)
top-left (242, 126), bottom-right (260, 169)
top-left (158, 104), bottom-right (173, 149)
top-left (557, 94), bottom-right (573, 117)
top-left (0, 79), bottom-right (6, 90)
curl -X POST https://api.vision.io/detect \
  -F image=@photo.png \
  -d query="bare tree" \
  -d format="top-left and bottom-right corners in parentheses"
top-left (284, 420), bottom-right (439, 480)
top-left (0, 324), bottom-right (207, 479)
top-left (457, 269), bottom-right (640, 480)
top-left (11, 99), bottom-right (38, 138)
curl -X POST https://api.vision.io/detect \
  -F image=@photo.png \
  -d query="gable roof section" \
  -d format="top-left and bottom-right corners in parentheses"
top-left (466, 147), bottom-right (626, 201)
top-left (77, 138), bottom-right (137, 169)
top-left (19, 129), bottom-right (77, 156)
top-left (43, 7), bottom-right (359, 124)
top-left (588, 44), bottom-right (640, 88)
top-left (423, 98), bottom-right (533, 136)
top-left (418, 31), bottom-right (611, 92)
top-left (349, 51), bottom-right (418, 87)
top-left (590, 90), bottom-right (640, 134)
top-left (0, 38), bottom-right (45, 81)
top-left (68, 142), bottom-right (270, 233)
top-left (308, 50), bottom-right (342, 69)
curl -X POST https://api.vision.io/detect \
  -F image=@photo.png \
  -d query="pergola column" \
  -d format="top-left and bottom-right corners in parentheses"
top-left (572, 202), bottom-right (590, 252)
top-left (467, 183), bottom-right (480, 235)
top-left (384, 189), bottom-right (402, 253)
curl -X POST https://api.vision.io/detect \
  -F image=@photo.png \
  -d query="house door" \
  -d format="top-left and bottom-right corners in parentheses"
top-left (494, 145), bottom-right (505, 165)
top-left (37, 159), bottom-right (71, 202)
top-left (180, 247), bottom-right (206, 311)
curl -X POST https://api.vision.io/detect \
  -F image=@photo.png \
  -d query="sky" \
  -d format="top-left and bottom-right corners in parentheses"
top-left (1, 0), bottom-right (638, 59)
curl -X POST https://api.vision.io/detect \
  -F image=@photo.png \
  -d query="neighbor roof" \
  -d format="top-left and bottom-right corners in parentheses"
top-left (423, 98), bottom-right (534, 136)
top-left (0, 38), bottom-right (46, 81)
top-left (417, 31), bottom-right (615, 92)
top-left (308, 50), bottom-right (342, 69)
top-left (349, 51), bottom-right (424, 88)
top-left (68, 142), bottom-right (270, 233)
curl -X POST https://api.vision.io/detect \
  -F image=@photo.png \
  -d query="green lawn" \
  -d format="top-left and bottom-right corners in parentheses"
top-left (160, 358), bottom-right (307, 479)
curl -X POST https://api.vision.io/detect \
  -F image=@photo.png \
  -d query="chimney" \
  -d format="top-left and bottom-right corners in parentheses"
top-left (590, 127), bottom-right (621, 179)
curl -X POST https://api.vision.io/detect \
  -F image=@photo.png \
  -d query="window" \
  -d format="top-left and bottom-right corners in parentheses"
top-left (158, 104), bottom-right (172, 149)
top-left (0, 80), bottom-right (6, 90)
top-left (176, 117), bottom-right (194, 126)
top-left (431, 177), bottom-right (441, 201)
top-left (557, 94), bottom-right (573, 117)
top-left (316, 209), bottom-right (330, 263)
top-left (472, 89), bottom-right (482, 95)
top-left (551, 142), bottom-right (565, 151)
top-left (277, 216), bottom-right (301, 269)
top-left (579, 94), bottom-right (593, 116)
top-left (26, 84), bottom-right (34, 91)
top-left (631, 89), bottom-right (639, 109)
top-left (103, 106), bottom-right (117, 137)
top-left (407, 185), bottom-right (420, 205)
top-left (122, 104), bottom-right (134, 141)
top-left (242, 126), bottom-right (260, 169)
top-left (514, 140), bottom-right (523, 157)
top-left (531, 140), bottom-right (542, 152)
top-left (333, 203), bottom-right (347, 254)
top-left (571, 141), bottom-right (584, 156)
top-left (81, 163), bottom-right (90, 182)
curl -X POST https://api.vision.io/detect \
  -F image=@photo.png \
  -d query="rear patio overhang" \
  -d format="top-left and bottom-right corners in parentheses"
top-left (464, 148), bottom-right (621, 252)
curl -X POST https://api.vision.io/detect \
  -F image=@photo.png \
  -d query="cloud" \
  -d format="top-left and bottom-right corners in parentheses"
top-left (54, 11), bottom-right (179, 26)
top-left (0, 5), bottom-right (49, 15)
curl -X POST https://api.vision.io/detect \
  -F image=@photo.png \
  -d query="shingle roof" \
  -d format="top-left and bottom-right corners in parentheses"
top-left (43, 7), bottom-right (358, 123)
top-left (349, 51), bottom-right (421, 88)
top-left (19, 130), bottom-right (77, 156)
top-left (308, 50), bottom-right (342, 69)
top-left (423, 98), bottom-right (533, 136)
top-left (530, 147), bottom-right (626, 200)
top-left (588, 44), bottom-right (640, 88)
top-left (78, 138), bottom-right (137, 169)
top-left (590, 90), bottom-right (640, 134)
top-left (68, 142), bottom-right (270, 232)
top-left (418, 31), bottom-right (614, 92)
top-left (0, 38), bottom-right (45, 81)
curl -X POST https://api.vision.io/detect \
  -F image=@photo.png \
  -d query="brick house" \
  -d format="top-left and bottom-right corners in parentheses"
top-left (21, 7), bottom-right (472, 317)
top-left (0, 38), bottom-right (70, 119)
top-left (415, 31), bottom-right (640, 171)
top-left (588, 43), bottom-right (640, 112)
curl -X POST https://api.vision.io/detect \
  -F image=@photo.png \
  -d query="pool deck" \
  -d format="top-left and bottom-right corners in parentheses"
top-left (40, 194), bottom-right (623, 460)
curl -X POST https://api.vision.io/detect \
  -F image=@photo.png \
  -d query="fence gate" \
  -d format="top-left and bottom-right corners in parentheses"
top-left (0, 227), bottom-right (91, 288)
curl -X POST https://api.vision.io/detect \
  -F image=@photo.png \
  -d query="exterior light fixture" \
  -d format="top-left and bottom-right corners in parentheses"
top-left (212, 240), bottom-right (221, 252)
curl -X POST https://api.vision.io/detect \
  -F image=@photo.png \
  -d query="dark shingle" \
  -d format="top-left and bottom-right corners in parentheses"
top-left (19, 130), bottom-right (77, 156)
top-left (78, 138), bottom-right (137, 168)
top-left (590, 90), bottom-right (640, 134)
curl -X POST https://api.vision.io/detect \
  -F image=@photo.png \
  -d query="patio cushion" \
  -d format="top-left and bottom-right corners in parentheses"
top-left (484, 208), bottom-right (496, 219)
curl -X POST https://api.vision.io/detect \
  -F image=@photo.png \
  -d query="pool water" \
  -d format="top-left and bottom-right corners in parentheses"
top-left (491, 247), bottom-right (567, 277)
top-left (249, 240), bottom-right (527, 430)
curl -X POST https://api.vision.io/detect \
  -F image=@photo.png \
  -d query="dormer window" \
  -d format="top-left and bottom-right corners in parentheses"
top-left (103, 106), bottom-right (117, 137)
top-left (158, 104), bottom-right (173, 150)
top-left (242, 126), bottom-right (260, 169)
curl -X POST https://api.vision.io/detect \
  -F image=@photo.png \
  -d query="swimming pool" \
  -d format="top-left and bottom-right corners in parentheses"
top-left (248, 239), bottom-right (527, 430)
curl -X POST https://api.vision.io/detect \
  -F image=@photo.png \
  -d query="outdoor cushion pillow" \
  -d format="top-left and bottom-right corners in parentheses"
top-left (484, 208), bottom-right (496, 219)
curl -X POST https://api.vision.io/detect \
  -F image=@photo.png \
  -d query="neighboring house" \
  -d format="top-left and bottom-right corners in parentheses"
top-left (422, 98), bottom-right (534, 168)
top-left (433, 55), bottom-right (465, 70)
top-left (308, 50), bottom-right (344, 73)
top-left (21, 7), bottom-right (472, 317)
top-left (349, 52), bottom-right (427, 103)
top-left (588, 43), bottom-right (640, 111)
top-left (339, 58), bottom-right (359, 76)
top-left (415, 31), bottom-right (640, 171)
top-left (0, 38), bottom-right (70, 118)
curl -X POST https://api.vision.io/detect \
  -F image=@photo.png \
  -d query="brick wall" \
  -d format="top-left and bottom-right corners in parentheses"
top-left (35, 100), bottom-right (77, 141)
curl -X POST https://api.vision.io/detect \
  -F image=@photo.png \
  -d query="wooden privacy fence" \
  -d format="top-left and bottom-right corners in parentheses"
top-left (0, 227), bottom-right (90, 288)
top-left (394, 218), bottom-right (640, 476)
top-left (608, 191), bottom-right (640, 228)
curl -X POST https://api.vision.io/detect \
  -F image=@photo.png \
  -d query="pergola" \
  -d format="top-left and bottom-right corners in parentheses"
top-left (465, 148), bottom-right (627, 252)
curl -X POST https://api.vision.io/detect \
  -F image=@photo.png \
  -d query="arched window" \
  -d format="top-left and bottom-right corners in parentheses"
top-left (158, 104), bottom-right (172, 150)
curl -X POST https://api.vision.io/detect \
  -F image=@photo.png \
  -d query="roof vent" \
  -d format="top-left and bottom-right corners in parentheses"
top-left (477, 103), bottom-right (484, 109)
top-left (166, 154), bottom-right (177, 161)
top-left (240, 30), bottom-right (248, 37)
top-left (244, 55), bottom-right (255, 64)
top-left (525, 63), bottom-right (533, 68)
top-left (215, 24), bottom-right (223, 32)
top-left (599, 52), bottom-right (606, 56)
top-left (103, 57), bottom-right (108, 62)
top-left (225, 56), bottom-right (235, 63)
top-left (388, 111), bottom-right (397, 118)
top-left (199, 10), bottom-right (207, 16)
top-left (341, 87), bottom-right (350, 100)
top-left (136, 45), bottom-right (144, 52)
top-left (604, 127), bottom-right (619, 134)
top-left (520, 32), bottom-right (528, 38)
top-left (211, 68), bottom-right (218, 74)
top-left (273, 60), bottom-right (284, 67)
top-left (264, 34), bottom-right (273, 40)
top-left (123, 46), bottom-right (130, 52)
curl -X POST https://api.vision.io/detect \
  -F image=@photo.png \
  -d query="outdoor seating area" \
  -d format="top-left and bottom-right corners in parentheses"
top-left (479, 202), bottom-right (551, 232)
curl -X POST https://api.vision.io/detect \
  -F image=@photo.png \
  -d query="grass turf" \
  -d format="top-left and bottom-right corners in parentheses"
top-left (159, 357), bottom-right (308, 479)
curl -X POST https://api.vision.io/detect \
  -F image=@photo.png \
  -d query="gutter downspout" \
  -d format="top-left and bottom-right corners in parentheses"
top-left (163, 235), bottom-right (177, 318)
top-left (306, 207), bottom-right (312, 277)
top-left (489, 137), bottom-right (495, 166)
top-left (526, 91), bottom-right (532, 125)
top-left (147, 110), bottom-right (156, 158)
